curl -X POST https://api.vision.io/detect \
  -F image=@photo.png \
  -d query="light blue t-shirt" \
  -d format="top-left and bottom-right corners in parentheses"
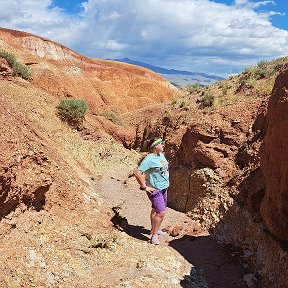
top-left (138, 152), bottom-right (169, 190)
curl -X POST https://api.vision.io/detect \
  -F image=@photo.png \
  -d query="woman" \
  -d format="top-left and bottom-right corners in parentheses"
top-left (134, 138), bottom-right (169, 245)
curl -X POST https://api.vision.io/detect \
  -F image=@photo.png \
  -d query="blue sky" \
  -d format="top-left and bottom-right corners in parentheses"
top-left (0, 0), bottom-right (287, 76)
top-left (213, 0), bottom-right (287, 29)
top-left (50, 0), bottom-right (83, 14)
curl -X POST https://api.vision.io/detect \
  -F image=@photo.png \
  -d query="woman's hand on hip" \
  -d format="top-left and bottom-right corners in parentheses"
top-left (146, 186), bottom-right (155, 193)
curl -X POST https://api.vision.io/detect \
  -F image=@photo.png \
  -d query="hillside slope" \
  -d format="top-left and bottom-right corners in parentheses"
top-left (0, 28), bottom-right (193, 287)
top-left (0, 28), bottom-right (179, 114)
top-left (0, 56), bottom-right (190, 288)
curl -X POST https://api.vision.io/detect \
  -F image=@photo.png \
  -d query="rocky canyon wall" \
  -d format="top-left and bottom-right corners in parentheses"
top-left (128, 66), bottom-right (288, 287)
top-left (259, 67), bottom-right (288, 241)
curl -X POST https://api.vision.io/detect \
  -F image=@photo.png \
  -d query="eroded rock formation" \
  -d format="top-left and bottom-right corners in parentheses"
top-left (260, 66), bottom-right (288, 241)
top-left (0, 27), bottom-right (179, 115)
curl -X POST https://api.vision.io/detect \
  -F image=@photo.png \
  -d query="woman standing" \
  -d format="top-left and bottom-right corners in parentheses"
top-left (134, 138), bottom-right (169, 245)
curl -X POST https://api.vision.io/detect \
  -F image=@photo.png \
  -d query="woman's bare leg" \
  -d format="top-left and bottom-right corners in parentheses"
top-left (151, 210), bottom-right (165, 236)
top-left (150, 208), bottom-right (157, 227)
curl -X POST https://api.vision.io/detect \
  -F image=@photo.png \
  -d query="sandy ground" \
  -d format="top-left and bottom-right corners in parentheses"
top-left (97, 165), bottom-right (252, 288)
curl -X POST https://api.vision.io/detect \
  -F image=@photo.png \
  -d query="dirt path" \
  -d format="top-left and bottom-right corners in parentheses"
top-left (97, 165), bottom-right (251, 288)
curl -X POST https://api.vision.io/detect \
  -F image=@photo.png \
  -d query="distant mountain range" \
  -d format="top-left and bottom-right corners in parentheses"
top-left (113, 58), bottom-right (224, 87)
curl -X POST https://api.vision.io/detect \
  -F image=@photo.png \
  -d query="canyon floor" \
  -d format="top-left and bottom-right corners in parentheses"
top-left (96, 164), bottom-right (257, 288)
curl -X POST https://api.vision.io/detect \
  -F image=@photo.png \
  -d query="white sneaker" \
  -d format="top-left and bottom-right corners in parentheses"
top-left (150, 235), bottom-right (160, 245)
top-left (151, 230), bottom-right (167, 236)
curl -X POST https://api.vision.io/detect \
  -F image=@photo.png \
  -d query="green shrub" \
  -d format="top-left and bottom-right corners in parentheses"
top-left (242, 60), bottom-right (270, 81)
top-left (221, 82), bottom-right (230, 96)
top-left (170, 97), bottom-right (178, 107)
top-left (102, 111), bottom-right (125, 126)
top-left (0, 50), bottom-right (16, 66)
top-left (239, 78), bottom-right (257, 89)
top-left (0, 50), bottom-right (31, 79)
top-left (253, 61), bottom-right (269, 79)
top-left (185, 82), bottom-right (201, 93)
top-left (57, 99), bottom-right (88, 128)
top-left (270, 57), bottom-right (288, 72)
top-left (179, 99), bottom-right (189, 110)
top-left (200, 91), bottom-right (214, 108)
top-left (12, 61), bottom-right (31, 80)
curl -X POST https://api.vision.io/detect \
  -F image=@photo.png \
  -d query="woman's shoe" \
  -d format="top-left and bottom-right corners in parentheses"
top-left (150, 230), bottom-right (167, 236)
top-left (157, 229), bottom-right (167, 236)
top-left (150, 235), bottom-right (160, 245)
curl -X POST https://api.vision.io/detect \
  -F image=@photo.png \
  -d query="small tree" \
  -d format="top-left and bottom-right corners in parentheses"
top-left (57, 99), bottom-right (88, 129)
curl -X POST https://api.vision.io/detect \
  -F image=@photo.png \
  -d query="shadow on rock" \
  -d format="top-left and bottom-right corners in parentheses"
top-left (125, 224), bottom-right (150, 242)
top-left (111, 206), bottom-right (150, 242)
top-left (169, 235), bottom-right (249, 288)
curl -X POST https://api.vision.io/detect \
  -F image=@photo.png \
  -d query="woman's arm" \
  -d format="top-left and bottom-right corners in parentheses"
top-left (134, 170), bottom-right (155, 192)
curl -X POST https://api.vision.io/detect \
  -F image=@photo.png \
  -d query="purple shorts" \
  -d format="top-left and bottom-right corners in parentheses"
top-left (146, 188), bottom-right (168, 213)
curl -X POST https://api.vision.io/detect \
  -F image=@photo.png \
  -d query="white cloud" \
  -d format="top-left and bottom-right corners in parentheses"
top-left (93, 39), bottom-right (128, 50)
top-left (234, 0), bottom-right (276, 9)
top-left (0, 0), bottom-right (287, 75)
top-left (234, 0), bottom-right (249, 5)
top-left (0, 0), bottom-right (76, 43)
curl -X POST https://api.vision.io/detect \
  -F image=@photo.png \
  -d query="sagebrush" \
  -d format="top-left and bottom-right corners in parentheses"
top-left (102, 111), bottom-right (125, 126)
top-left (199, 91), bottom-right (214, 108)
top-left (0, 50), bottom-right (31, 79)
top-left (57, 99), bottom-right (88, 128)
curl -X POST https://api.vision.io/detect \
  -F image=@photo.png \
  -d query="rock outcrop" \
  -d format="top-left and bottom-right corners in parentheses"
top-left (260, 66), bottom-right (288, 241)
top-left (168, 100), bottom-right (261, 213)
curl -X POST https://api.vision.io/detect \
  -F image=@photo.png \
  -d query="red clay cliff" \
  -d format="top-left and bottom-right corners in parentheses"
top-left (260, 66), bottom-right (288, 241)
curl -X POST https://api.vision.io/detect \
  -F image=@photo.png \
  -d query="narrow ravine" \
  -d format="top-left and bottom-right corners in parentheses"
top-left (97, 165), bottom-right (254, 288)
